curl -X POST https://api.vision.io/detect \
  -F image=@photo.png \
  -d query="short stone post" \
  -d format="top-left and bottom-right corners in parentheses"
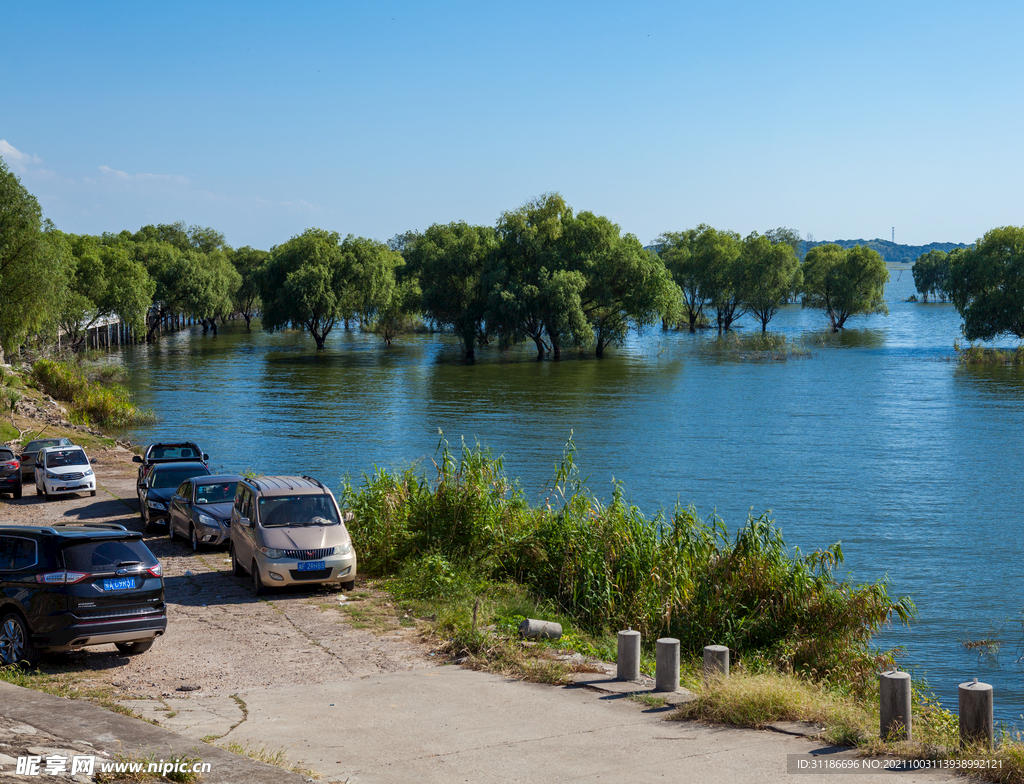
top-left (617, 630), bottom-right (641, 681)
top-left (703, 645), bottom-right (729, 679)
top-left (959, 679), bottom-right (993, 749)
top-left (655, 638), bottom-right (680, 692)
top-left (879, 670), bottom-right (912, 740)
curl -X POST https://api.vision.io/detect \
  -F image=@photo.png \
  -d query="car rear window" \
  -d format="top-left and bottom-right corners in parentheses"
top-left (0, 449), bottom-right (15, 461)
top-left (62, 539), bottom-right (157, 571)
top-left (195, 482), bottom-right (238, 504)
top-left (149, 445), bottom-right (200, 460)
top-left (257, 494), bottom-right (340, 527)
top-left (153, 465), bottom-right (210, 488)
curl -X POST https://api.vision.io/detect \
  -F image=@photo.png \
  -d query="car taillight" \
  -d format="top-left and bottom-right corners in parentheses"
top-left (147, 563), bottom-right (163, 578)
top-left (36, 571), bottom-right (89, 584)
top-left (4, 460), bottom-right (17, 469)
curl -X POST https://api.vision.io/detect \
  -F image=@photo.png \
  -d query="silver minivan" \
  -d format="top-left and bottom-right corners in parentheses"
top-left (229, 476), bottom-right (357, 595)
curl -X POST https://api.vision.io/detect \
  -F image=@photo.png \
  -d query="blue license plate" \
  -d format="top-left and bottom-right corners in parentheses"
top-left (297, 561), bottom-right (325, 572)
top-left (102, 577), bottom-right (137, 591)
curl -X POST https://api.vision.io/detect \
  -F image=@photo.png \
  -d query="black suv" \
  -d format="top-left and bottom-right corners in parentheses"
top-left (133, 442), bottom-right (208, 486)
top-left (0, 447), bottom-right (22, 499)
top-left (0, 524), bottom-right (167, 665)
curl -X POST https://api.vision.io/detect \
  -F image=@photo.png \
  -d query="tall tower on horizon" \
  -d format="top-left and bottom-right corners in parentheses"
top-left (892, 227), bottom-right (895, 243)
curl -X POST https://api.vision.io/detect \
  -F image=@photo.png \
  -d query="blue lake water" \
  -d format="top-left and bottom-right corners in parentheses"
top-left (117, 267), bottom-right (1024, 721)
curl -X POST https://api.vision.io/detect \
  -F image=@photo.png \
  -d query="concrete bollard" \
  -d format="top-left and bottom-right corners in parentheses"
top-left (655, 638), bottom-right (680, 692)
top-left (703, 645), bottom-right (729, 679)
top-left (617, 630), bottom-right (641, 681)
top-left (959, 679), bottom-right (993, 749)
top-left (879, 670), bottom-right (912, 740)
top-left (518, 619), bottom-right (562, 640)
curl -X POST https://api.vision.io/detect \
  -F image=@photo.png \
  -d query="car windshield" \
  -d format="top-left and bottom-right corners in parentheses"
top-left (26, 439), bottom-right (65, 453)
top-left (62, 539), bottom-right (156, 571)
top-left (257, 494), bottom-right (340, 527)
top-left (194, 482), bottom-right (238, 505)
top-left (149, 445), bottom-right (200, 460)
top-left (44, 449), bottom-right (88, 468)
top-left (153, 466), bottom-right (209, 489)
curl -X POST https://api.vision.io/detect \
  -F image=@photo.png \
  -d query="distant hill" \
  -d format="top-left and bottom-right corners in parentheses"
top-left (800, 238), bottom-right (971, 263)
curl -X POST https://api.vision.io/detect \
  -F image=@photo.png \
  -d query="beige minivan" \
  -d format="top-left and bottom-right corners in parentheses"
top-left (229, 476), bottom-right (357, 595)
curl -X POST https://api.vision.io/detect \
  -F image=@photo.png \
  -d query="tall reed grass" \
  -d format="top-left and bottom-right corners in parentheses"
top-left (343, 437), bottom-right (913, 693)
top-left (31, 359), bottom-right (153, 429)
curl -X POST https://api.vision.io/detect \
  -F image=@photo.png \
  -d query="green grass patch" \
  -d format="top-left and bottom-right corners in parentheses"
top-left (698, 332), bottom-right (811, 361)
top-left (954, 341), bottom-right (1024, 365)
top-left (31, 358), bottom-right (154, 428)
top-left (215, 742), bottom-right (320, 779)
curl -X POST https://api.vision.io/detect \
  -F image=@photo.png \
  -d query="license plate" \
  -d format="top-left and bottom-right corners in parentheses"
top-left (297, 561), bottom-right (325, 572)
top-left (102, 577), bottom-right (137, 591)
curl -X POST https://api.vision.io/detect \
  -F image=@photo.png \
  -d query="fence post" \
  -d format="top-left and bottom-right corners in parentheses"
top-left (703, 645), bottom-right (729, 679)
top-left (655, 638), bottom-right (680, 692)
top-left (880, 670), bottom-right (912, 740)
top-left (959, 679), bottom-right (993, 749)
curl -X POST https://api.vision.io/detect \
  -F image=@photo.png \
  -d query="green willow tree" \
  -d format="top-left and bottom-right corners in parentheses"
top-left (739, 232), bottom-right (801, 332)
top-left (230, 246), bottom-right (268, 330)
top-left (57, 235), bottom-right (155, 349)
top-left (260, 228), bottom-right (350, 349)
top-left (912, 249), bottom-right (950, 303)
top-left (0, 158), bottom-right (70, 359)
top-left (407, 222), bottom-right (496, 358)
top-left (341, 235), bottom-right (411, 346)
top-left (801, 244), bottom-right (888, 331)
top-left (486, 193), bottom-right (591, 360)
top-left (655, 228), bottom-right (705, 332)
top-left (947, 226), bottom-right (1024, 341)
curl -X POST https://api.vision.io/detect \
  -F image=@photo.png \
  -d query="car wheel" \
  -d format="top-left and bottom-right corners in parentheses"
top-left (230, 544), bottom-right (245, 577)
top-left (115, 640), bottom-right (154, 655)
top-left (340, 579), bottom-right (355, 592)
top-left (190, 526), bottom-right (202, 553)
top-left (0, 613), bottom-right (39, 666)
top-left (251, 562), bottom-right (267, 596)
top-left (168, 520), bottom-right (180, 542)
top-left (13, 486), bottom-right (21, 500)
top-left (90, 490), bottom-right (96, 497)
top-left (35, 484), bottom-right (41, 497)
top-left (43, 487), bottom-right (50, 500)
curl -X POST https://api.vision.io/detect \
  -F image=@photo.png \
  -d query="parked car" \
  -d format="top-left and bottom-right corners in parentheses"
top-left (229, 475), bottom-right (357, 595)
top-left (133, 442), bottom-right (208, 486)
top-left (0, 448), bottom-right (22, 499)
top-left (168, 474), bottom-right (242, 551)
top-left (138, 461), bottom-right (211, 528)
top-left (19, 437), bottom-right (74, 482)
top-left (0, 523), bottom-right (167, 665)
top-left (35, 446), bottom-right (96, 499)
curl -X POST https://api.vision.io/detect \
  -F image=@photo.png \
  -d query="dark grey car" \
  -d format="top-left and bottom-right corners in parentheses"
top-left (19, 438), bottom-right (74, 482)
top-left (168, 475), bottom-right (242, 551)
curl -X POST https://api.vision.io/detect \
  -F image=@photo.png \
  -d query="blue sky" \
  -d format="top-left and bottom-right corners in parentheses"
top-left (2, 1), bottom-right (1021, 249)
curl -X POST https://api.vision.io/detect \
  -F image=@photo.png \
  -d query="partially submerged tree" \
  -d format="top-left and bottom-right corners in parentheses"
top-left (231, 246), bottom-right (268, 330)
top-left (947, 226), bottom-right (1024, 341)
top-left (260, 228), bottom-right (351, 349)
top-left (801, 244), bottom-right (888, 331)
top-left (912, 249), bottom-right (951, 303)
top-left (408, 222), bottom-right (495, 358)
top-left (738, 232), bottom-right (802, 332)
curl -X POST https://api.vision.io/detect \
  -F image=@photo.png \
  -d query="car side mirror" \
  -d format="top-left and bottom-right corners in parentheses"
top-left (343, 511), bottom-right (354, 523)
top-left (237, 517), bottom-right (251, 528)
top-left (132, 455), bottom-right (142, 463)
top-left (202, 453), bottom-right (209, 461)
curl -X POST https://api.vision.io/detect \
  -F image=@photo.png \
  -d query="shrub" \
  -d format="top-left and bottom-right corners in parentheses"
top-left (31, 359), bottom-right (153, 429)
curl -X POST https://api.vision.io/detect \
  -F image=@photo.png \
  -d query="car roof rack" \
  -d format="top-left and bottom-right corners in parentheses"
top-left (301, 475), bottom-right (326, 489)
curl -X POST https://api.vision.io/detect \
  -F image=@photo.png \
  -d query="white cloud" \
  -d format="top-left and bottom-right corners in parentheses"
top-left (98, 165), bottom-right (190, 185)
top-left (0, 139), bottom-right (42, 172)
top-left (280, 198), bottom-right (318, 212)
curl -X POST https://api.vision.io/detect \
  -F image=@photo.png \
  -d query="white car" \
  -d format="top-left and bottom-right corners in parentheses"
top-left (35, 446), bottom-right (96, 499)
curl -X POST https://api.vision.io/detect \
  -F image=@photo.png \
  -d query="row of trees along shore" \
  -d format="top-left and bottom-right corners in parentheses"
top-left (4, 157), bottom-right (1024, 359)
